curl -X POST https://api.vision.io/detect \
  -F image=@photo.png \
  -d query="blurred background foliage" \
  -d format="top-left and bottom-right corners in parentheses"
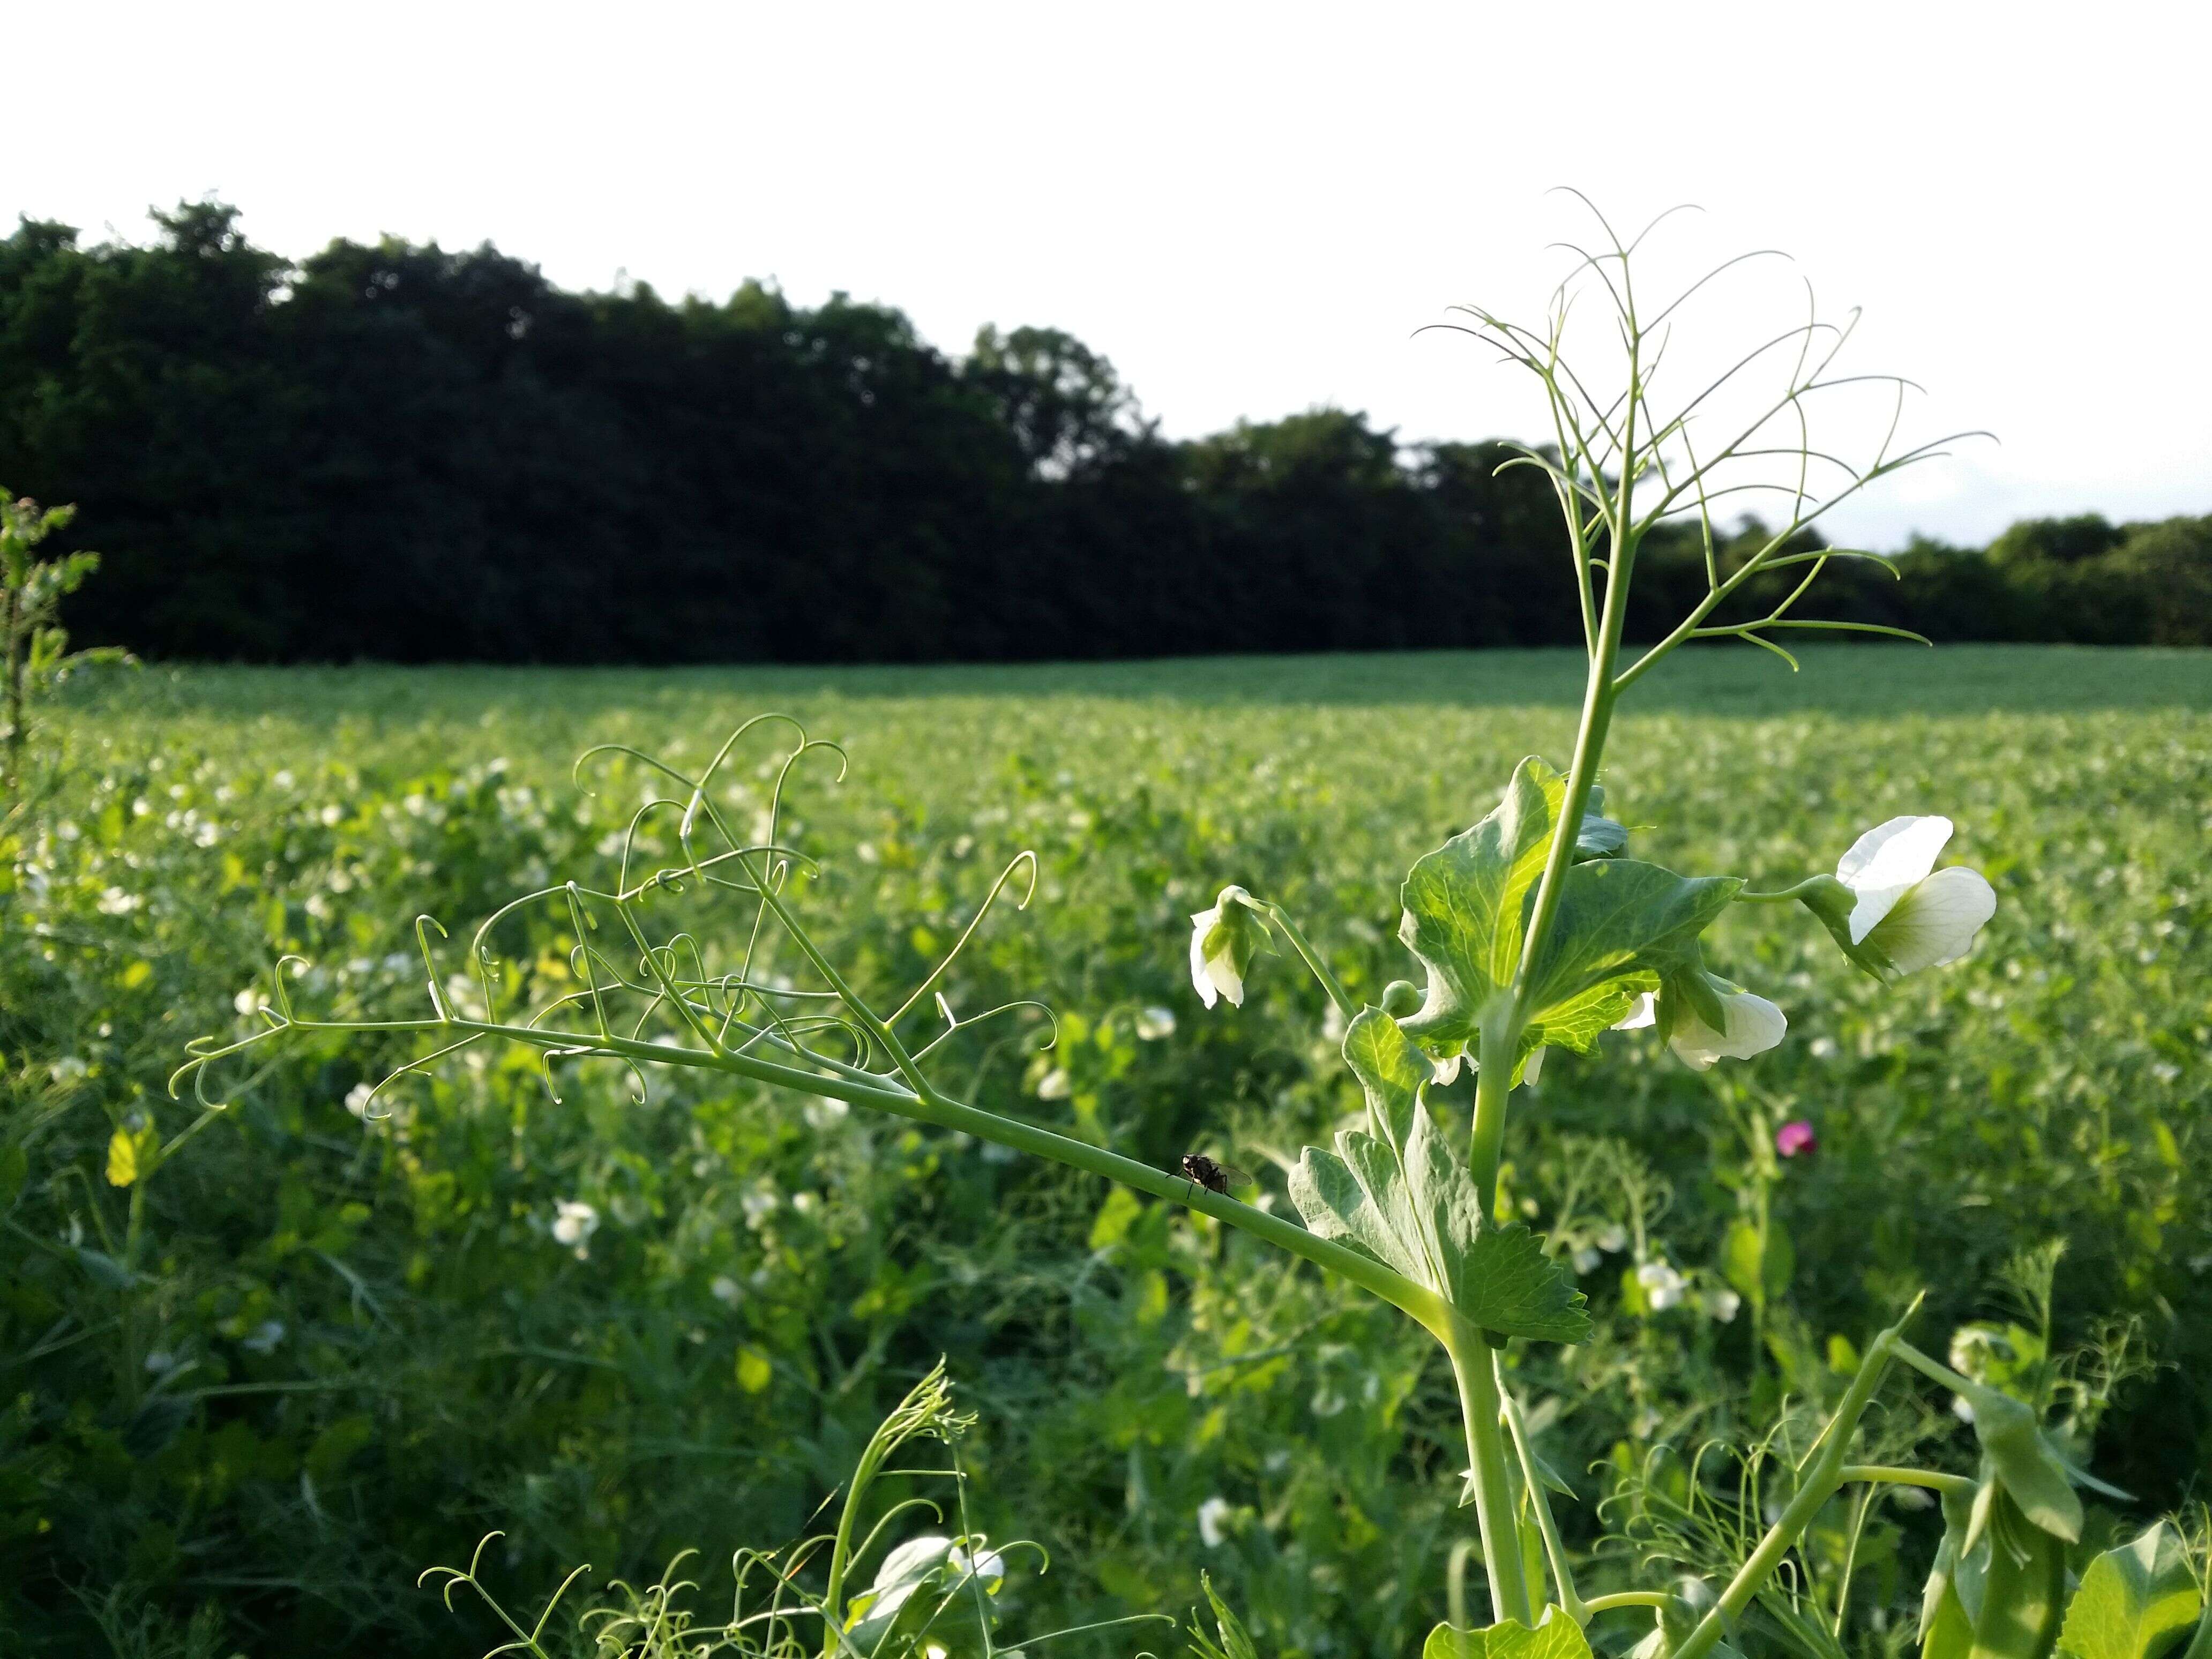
top-left (1, 203), bottom-right (2207, 666)
top-left (2, 648), bottom-right (2204, 1655)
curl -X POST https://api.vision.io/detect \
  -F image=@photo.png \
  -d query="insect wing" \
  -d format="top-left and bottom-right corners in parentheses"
top-left (1210, 1161), bottom-right (1257, 1191)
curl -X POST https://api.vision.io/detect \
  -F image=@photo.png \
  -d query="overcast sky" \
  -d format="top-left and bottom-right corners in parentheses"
top-left (12, 1), bottom-right (2207, 548)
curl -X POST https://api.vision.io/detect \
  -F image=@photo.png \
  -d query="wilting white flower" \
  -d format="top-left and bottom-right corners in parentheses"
top-left (1664, 982), bottom-right (1788, 1071)
top-left (1034, 1067), bottom-right (1072, 1101)
top-left (1637, 1260), bottom-right (1687, 1310)
top-left (552, 1199), bottom-right (600, 1258)
top-left (1834, 816), bottom-right (1997, 975)
top-left (1188, 886), bottom-right (1268, 1009)
top-left (241, 1319), bottom-right (286, 1354)
top-left (1134, 1005), bottom-right (1177, 1041)
top-left (1708, 1289), bottom-right (1743, 1324)
top-left (1197, 1496), bottom-right (1234, 1548)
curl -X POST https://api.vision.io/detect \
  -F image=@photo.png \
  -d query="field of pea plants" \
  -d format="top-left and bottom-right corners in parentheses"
top-left (5, 644), bottom-right (2208, 1658)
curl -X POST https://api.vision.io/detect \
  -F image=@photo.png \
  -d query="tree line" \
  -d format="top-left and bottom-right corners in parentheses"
top-left (1, 203), bottom-right (2204, 662)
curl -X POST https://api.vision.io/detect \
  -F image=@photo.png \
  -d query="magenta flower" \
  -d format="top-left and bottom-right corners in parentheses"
top-left (1775, 1119), bottom-right (1817, 1159)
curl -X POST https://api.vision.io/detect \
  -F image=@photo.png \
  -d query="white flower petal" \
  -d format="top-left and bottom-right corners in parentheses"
top-left (1835, 816), bottom-right (1953, 943)
top-left (1864, 865), bottom-right (1996, 973)
top-left (1613, 990), bottom-right (1657, 1030)
top-left (1668, 989), bottom-right (1788, 1071)
top-left (1188, 907), bottom-right (1222, 1008)
top-left (1520, 1047), bottom-right (1545, 1086)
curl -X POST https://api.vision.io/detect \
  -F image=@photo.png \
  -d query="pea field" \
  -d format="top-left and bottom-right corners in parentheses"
top-left (5, 645), bottom-right (2208, 1657)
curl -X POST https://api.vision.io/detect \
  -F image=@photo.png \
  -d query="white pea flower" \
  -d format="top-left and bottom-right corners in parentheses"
top-left (1615, 991), bottom-right (1657, 1031)
top-left (344, 1082), bottom-right (375, 1119)
top-left (1952, 1393), bottom-right (1977, 1424)
top-left (1187, 886), bottom-right (1270, 1009)
top-left (1034, 1067), bottom-right (1072, 1101)
top-left (1572, 1246), bottom-right (1602, 1275)
top-left (1708, 1288), bottom-right (1743, 1324)
top-left (241, 1319), bottom-right (286, 1354)
top-left (1829, 816), bottom-right (1997, 976)
top-left (1663, 979), bottom-right (1787, 1071)
top-left (1595, 1223), bottom-right (1628, 1254)
top-left (1636, 1260), bottom-right (1687, 1310)
top-left (1519, 1047), bottom-right (1546, 1087)
top-left (1197, 1496), bottom-right (1234, 1548)
top-left (234, 987), bottom-right (270, 1017)
top-left (1134, 1005), bottom-right (1177, 1041)
top-left (710, 1275), bottom-right (743, 1306)
top-left (551, 1199), bottom-right (600, 1258)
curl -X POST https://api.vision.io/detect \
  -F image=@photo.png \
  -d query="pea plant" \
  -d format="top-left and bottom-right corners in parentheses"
top-left (177, 206), bottom-right (2205, 1657)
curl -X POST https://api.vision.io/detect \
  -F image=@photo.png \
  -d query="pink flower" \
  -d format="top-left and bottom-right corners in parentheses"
top-left (1775, 1119), bottom-right (1817, 1159)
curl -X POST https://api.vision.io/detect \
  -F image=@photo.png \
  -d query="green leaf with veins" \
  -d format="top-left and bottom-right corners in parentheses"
top-left (1424, 1608), bottom-right (1593, 1659)
top-left (1398, 756), bottom-right (1565, 1052)
top-left (1397, 758), bottom-right (1739, 1076)
top-left (2058, 1522), bottom-right (2201, 1659)
top-left (1342, 1005), bottom-right (1428, 1152)
top-left (1289, 1061), bottom-right (1589, 1343)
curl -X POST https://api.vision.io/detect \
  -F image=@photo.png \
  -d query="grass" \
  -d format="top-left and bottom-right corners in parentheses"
top-left (7, 645), bottom-right (2208, 1657)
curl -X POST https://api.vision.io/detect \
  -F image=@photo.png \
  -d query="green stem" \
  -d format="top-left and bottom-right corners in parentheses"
top-left (1256, 900), bottom-right (1352, 1016)
top-left (1672, 1308), bottom-right (1913, 1659)
top-left (1503, 1382), bottom-right (1585, 1623)
top-left (1447, 1333), bottom-right (1533, 1626)
top-left (1837, 1464), bottom-right (1976, 1498)
top-left (1584, 1591), bottom-right (1673, 1613)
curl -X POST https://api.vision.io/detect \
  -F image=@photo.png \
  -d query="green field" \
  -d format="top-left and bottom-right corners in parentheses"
top-left (8, 646), bottom-right (2209, 1656)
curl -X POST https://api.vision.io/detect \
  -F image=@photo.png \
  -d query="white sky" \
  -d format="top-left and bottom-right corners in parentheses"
top-left (11, 1), bottom-right (2209, 548)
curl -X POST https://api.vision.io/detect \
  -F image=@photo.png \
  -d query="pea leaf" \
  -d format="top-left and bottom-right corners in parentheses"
top-left (1398, 757), bottom-right (1566, 1051)
top-left (1342, 1006), bottom-right (1429, 1152)
top-left (1288, 1086), bottom-right (1588, 1343)
top-left (2057, 1522), bottom-right (2201, 1659)
top-left (1424, 1608), bottom-right (1592, 1659)
top-left (1192, 1572), bottom-right (1261, 1659)
top-left (1961, 1383), bottom-right (2083, 1543)
top-left (1920, 1481), bottom-right (1981, 1642)
top-left (1397, 758), bottom-right (1738, 1072)
top-left (1521, 859), bottom-right (1740, 1056)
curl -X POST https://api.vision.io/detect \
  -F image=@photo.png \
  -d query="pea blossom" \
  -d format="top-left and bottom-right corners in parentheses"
top-left (1775, 1119), bottom-right (1817, 1158)
top-left (1830, 815), bottom-right (1997, 977)
top-left (551, 1198), bottom-right (599, 1258)
top-left (1615, 978), bottom-right (1787, 1070)
top-left (1188, 886), bottom-right (1271, 1008)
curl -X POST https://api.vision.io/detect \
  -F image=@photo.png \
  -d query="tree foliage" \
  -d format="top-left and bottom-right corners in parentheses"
top-left (0, 204), bottom-right (2203, 662)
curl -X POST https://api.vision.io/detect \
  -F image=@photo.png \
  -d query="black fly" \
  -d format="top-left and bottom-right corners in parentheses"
top-left (1179, 1153), bottom-right (1254, 1198)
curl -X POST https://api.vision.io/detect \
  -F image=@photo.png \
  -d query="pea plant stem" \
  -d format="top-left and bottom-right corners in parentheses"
top-left (1446, 1333), bottom-right (1535, 1626)
top-left (1458, 450), bottom-right (1640, 1624)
